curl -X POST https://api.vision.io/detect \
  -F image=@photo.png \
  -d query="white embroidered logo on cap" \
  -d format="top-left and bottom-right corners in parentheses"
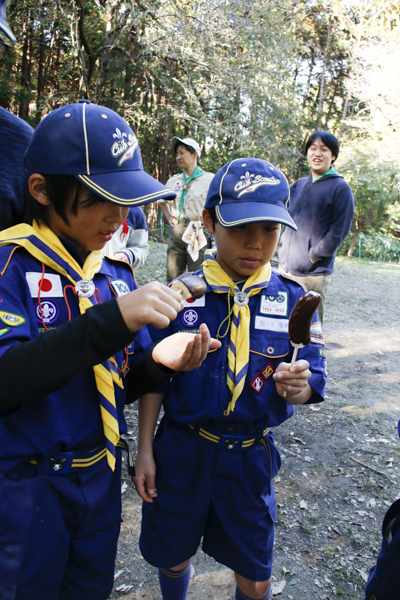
top-left (111, 128), bottom-right (138, 166)
top-left (234, 171), bottom-right (281, 197)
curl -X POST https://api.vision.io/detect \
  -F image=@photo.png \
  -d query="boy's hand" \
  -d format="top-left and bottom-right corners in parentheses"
top-left (273, 359), bottom-right (312, 405)
top-left (117, 282), bottom-right (184, 332)
top-left (152, 323), bottom-right (221, 372)
top-left (112, 252), bottom-right (130, 264)
top-left (132, 450), bottom-right (158, 503)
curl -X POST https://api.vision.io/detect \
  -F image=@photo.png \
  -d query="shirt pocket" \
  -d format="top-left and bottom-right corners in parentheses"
top-left (249, 332), bottom-right (291, 372)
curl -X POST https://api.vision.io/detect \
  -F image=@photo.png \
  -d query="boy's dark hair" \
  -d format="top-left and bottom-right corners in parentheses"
top-left (204, 207), bottom-right (217, 228)
top-left (305, 131), bottom-right (339, 162)
top-left (26, 175), bottom-right (103, 226)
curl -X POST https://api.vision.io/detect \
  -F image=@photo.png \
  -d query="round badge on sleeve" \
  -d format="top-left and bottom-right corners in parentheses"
top-left (75, 279), bottom-right (96, 298)
top-left (233, 291), bottom-right (249, 307)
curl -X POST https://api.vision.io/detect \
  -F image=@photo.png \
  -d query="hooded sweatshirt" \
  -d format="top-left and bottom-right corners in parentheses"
top-left (278, 170), bottom-right (354, 277)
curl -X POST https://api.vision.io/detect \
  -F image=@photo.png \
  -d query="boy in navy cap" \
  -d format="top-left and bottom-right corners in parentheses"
top-left (134, 158), bottom-right (327, 600)
top-left (0, 100), bottom-right (219, 599)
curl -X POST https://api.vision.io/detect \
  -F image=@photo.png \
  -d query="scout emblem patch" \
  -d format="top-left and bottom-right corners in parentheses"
top-left (34, 300), bottom-right (59, 325)
top-left (250, 362), bottom-right (275, 395)
top-left (0, 311), bottom-right (26, 327)
top-left (259, 292), bottom-right (288, 317)
top-left (110, 279), bottom-right (130, 297)
top-left (310, 321), bottom-right (324, 345)
top-left (181, 308), bottom-right (200, 328)
top-left (0, 328), bottom-right (10, 337)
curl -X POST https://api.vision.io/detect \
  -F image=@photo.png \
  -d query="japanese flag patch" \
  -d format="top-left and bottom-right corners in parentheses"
top-left (26, 272), bottom-right (63, 298)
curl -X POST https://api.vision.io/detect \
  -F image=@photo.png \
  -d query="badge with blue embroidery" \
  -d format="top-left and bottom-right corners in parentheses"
top-left (0, 311), bottom-right (26, 327)
top-left (181, 308), bottom-right (200, 328)
top-left (110, 279), bottom-right (130, 297)
top-left (35, 300), bottom-right (59, 325)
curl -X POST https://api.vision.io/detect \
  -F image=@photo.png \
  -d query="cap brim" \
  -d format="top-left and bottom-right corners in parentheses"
top-left (170, 137), bottom-right (184, 154)
top-left (216, 203), bottom-right (297, 230)
top-left (77, 171), bottom-right (176, 206)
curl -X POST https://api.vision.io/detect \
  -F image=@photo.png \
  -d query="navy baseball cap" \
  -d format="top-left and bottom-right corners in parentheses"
top-left (205, 157), bottom-right (297, 230)
top-left (25, 100), bottom-right (176, 207)
top-left (0, 0), bottom-right (16, 44)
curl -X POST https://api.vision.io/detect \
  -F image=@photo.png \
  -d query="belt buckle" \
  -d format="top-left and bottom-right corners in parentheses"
top-left (46, 451), bottom-right (73, 475)
top-left (218, 433), bottom-right (244, 452)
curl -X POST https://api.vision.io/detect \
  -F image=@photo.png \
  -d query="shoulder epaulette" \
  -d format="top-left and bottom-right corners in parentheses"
top-left (278, 271), bottom-right (308, 292)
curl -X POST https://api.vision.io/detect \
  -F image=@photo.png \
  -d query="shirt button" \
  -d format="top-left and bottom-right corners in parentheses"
top-left (267, 346), bottom-right (275, 354)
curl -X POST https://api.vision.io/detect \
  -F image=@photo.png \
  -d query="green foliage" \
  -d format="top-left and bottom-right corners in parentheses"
top-left (0, 0), bottom-right (399, 229)
top-left (338, 232), bottom-right (400, 262)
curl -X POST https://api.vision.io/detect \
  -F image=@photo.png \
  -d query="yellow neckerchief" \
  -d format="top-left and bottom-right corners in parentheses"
top-left (0, 221), bottom-right (123, 471)
top-left (202, 249), bottom-right (271, 415)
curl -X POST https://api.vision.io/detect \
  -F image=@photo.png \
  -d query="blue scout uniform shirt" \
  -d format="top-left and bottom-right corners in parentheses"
top-left (0, 239), bottom-right (152, 473)
top-left (150, 269), bottom-right (327, 427)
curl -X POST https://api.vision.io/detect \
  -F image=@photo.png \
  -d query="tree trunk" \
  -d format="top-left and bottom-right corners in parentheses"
top-left (347, 232), bottom-right (359, 258)
top-left (316, 22), bottom-right (332, 130)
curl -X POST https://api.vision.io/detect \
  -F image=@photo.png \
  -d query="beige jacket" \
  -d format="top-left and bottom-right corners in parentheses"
top-left (159, 171), bottom-right (214, 222)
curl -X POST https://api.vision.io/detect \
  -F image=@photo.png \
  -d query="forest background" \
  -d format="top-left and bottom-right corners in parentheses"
top-left (2, 0), bottom-right (400, 259)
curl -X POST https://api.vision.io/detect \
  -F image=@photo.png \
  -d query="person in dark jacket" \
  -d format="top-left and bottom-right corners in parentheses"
top-left (0, 0), bottom-right (34, 230)
top-left (278, 131), bottom-right (354, 324)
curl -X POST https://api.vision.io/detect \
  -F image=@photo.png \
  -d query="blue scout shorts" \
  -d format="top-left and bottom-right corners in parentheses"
top-left (140, 418), bottom-right (281, 582)
top-left (0, 451), bottom-right (122, 600)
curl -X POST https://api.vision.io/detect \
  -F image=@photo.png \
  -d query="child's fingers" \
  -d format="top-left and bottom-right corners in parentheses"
top-left (132, 474), bottom-right (157, 503)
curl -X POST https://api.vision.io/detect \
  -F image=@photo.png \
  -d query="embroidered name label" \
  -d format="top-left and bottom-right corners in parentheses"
top-left (259, 292), bottom-right (288, 317)
top-left (110, 279), bottom-right (130, 297)
top-left (26, 272), bottom-right (63, 298)
top-left (254, 316), bottom-right (289, 333)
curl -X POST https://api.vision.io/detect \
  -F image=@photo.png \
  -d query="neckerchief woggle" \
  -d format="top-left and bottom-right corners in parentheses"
top-left (202, 249), bottom-right (271, 415)
top-left (0, 221), bottom-right (123, 471)
top-left (178, 165), bottom-right (206, 221)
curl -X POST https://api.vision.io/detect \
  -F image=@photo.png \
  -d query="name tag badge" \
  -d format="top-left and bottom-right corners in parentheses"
top-left (255, 316), bottom-right (289, 333)
top-left (259, 292), bottom-right (288, 317)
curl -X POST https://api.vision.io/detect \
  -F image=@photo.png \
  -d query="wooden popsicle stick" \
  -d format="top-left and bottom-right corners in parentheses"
top-left (282, 343), bottom-right (302, 398)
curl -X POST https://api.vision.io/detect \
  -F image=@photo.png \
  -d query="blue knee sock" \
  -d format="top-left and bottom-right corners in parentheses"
top-left (235, 584), bottom-right (271, 600)
top-left (158, 562), bottom-right (192, 600)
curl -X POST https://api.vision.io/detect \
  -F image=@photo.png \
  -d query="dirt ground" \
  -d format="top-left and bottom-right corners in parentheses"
top-left (110, 244), bottom-right (400, 600)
